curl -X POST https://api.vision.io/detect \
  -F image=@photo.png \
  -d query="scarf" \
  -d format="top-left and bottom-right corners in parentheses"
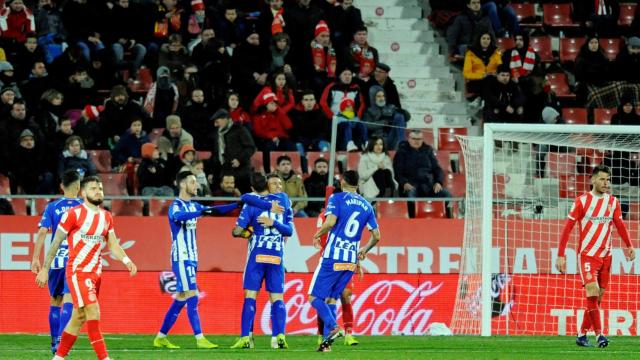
top-left (311, 40), bottom-right (337, 77)
top-left (217, 120), bottom-right (232, 164)
top-left (509, 46), bottom-right (536, 78)
top-left (350, 41), bottom-right (376, 77)
top-left (271, 8), bottom-right (285, 34)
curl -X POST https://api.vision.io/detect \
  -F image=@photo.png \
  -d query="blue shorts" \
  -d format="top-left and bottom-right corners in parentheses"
top-left (48, 268), bottom-right (69, 297)
top-left (172, 260), bottom-right (197, 292)
top-left (243, 252), bottom-right (284, 293)
top-left (308, 259), bottom-right (355, 300)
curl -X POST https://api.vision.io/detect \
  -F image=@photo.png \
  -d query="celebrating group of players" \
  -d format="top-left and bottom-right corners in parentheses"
top-left (33, 168), bottom-right (380, 359)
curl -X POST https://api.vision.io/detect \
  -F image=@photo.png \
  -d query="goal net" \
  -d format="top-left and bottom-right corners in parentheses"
top-left (451, 124), bottom-right (640, 336)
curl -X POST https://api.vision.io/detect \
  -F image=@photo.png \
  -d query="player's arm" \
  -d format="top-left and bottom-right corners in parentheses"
top-left (35, 229), bottom-right (66, 287)
top-left (232, 225), bottom-right (251, 238)
top-left (556, 199), bottom-right (582, 273)
top-left (613, 201), bottom-right (636, 261)
top-left (240, 193), bottom-right (284, 214)
top-left (31, 227), bottom-right (49, 274)
top-left (359, 228), bottom-right (381, 260)
top-left (313, 214), bottom-right (336, 248)
top-left (232, 205), bottom-right (253, 238)
top-left (107, 231), bottom-right (137, 276)
top-left (257, 215), bottom-right (293, 236)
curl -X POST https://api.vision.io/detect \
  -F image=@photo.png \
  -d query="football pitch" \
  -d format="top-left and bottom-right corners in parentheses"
top-left (1, 335), bottom-right (639, 360)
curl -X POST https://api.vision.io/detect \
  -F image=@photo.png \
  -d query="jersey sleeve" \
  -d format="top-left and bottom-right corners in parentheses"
top-left (324, 194), bottom-right (338, 217)
top-left (567, 197), bottom-right (583, 221)
top-left (236, 204), bottom-right (253, 229)
top-left (613, 198), bottom-right (633, 248)
top-left (106, 211), bottom-right (115, 234)
top-left (366, 206), bottom-right (379, 231)
top-left (57, 208), bottom-right (77, 234)
top-left (558, 198), bottom-right (583, 257)
top-left (169, 201), bottom-right (202, 222)
top-left (38, 203), bottom-right (53, 230)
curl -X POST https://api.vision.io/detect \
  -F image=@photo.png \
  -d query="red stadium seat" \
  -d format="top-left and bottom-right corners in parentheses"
top-left (88, 150), bottom-right (112, 173)
top-left (629, 203), bottom-right (640, 220)
top-left (438, 128), bottom-right (467, 152)
top-left (576, 148), bottom-right (604, 171)
top-left (561, 108), bottom-right (588, 124)
top-left (510, 3), bottom-right (542, 28)
top-left (599, 38), bottom-right (621, 61)
top-left (270, 151), bottom-right (302, 174)
top-left (436, 151), bottom-right (451, 173)
top-left (197, 151), bottom-right (211, 160)
top-left (559, 38), bottom-right (586, 63)
top-left (496, 37), bottom-right (515, 53)
top-left (148, 199), bottom-right (172, 216)
top-left (98, 174), bottom-right (128, 195)
top-left (111, 199), bottom-right (144, 216)
top-left (251, 151), bottom-right (264, 173)
top-left (543, 3), bottom-right (579, 28)
top-left (376, 201), bottom-right (409, 218)
top-left (7, 198), bottom-right (28, 215)
top-left (445, 173), bottom-right (466, 198)
top-left (0, 174), bottom-right (9, 194)
top-left (559, 174), bottom-right (591, 198)
top-left (618, 3), bottom-right (637, 26)
top-left (347, 152), bottom-right (361, 171)
top-left (34, 198), bottom-right (53, 216)
top-left (546, 73), bottom-right (576, 100)
top-left (529, 36), bottom-right (553, 63)
top-left (149, 128), bottom-right (164, 143)
top-left (547, 152), bottom-right (578, 178)
top-left (415, 201), bottom-right (446, 219)
top-left (594, 108), bottom-right (616, 125)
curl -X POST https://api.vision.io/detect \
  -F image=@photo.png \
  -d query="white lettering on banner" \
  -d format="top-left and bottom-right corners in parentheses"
top-left (550, 248), bottom-right (577, 274)
top-left (377, 246), bottom-right (404, 273)
top-left (551, 309), bottom-right (574, 335)
top-left (258, 278), bottom-right (444, 335)
top-left (513, 248), bottom-right (537, 274)
top-left (0, 233), bottom-right (30, 270)
top-left (611, 248), bottom-right (640, 275)
top-left (407, 247), bottom-right (433, 273)
top-left (440, 247), bottom-right (460, 273)
top-left (551, 309), bottom-right (638, 336)
top-left (609, 310), bottom-right (634, 336)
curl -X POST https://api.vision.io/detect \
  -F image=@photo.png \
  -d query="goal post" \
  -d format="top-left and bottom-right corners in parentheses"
top-left (452, 124), bottom-right (640, 337)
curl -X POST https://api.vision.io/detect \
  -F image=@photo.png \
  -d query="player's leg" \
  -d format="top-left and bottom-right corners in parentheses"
top-left (231, 259), bottom-right (263, 349)
top-left (53, 307), bottom-right (86, 360)
top-left (594, 256), bottom-right (612, 348)
top-left (578, 255), bottom-right (604, 347)
top-left (84, 302), bottom-right (110, 360)
top-left (155, 261), bottom-right (189, 349)
top-left (308, 261), bottom-right (339, 338)
top-left (58, 277), bottom-right (74, 344)
top-left (341, 286), bottom-right (359, 345)
top-left (48, 268), bottom-right (65, 353)
top-left (266, 263), bottom-right (287, 349)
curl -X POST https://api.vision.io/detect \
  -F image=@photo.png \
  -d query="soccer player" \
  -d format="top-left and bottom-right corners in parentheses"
top-left (231, 173), bottom-right (294, 349)
top-left (555, 165), bottom-right (635, 348)
top-left (153, 171), bottom-right (245, 350)
top-left (308, 170), bottom-right (381, 352)
top-left (31, 170), bottom-right (83, 354)
top-left (35, 175), bottom-right (138, 360)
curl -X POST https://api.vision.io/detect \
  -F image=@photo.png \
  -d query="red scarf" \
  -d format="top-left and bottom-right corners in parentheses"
top-left (509, 46), bottom-right (536, 78)
top-left (350, 41), bottom-right (376, 77)
top-left (271, 8), bottom-right (285, 34)
top-left (311, 40), bottom-right (337, 78)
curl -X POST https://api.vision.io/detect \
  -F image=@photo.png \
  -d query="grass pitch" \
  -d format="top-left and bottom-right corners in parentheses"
top-left (0, 334), bottom-right (638, 360)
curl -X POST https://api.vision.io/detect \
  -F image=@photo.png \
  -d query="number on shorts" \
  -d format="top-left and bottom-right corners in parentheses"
top-left (85, 278), bottom-right (94, 290)
top-left (584, 262), bottom-right (591, 272)
top-left (187, 266), bottom-right (195, 277)
top-left (344, 211), bottom-right (361, 238)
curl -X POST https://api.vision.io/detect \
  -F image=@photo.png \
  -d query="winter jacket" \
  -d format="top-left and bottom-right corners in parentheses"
top-left (463, 47), bottom-right (502, 80)
top-left (358, 151), bottom-right (397, 197)
top-left (362, 76), bottom-right (402, 109)
top-left (614, 47), bottom-right (640, 83)
top-left (446, 8), bottom-right (494, 55)
top-left (0, 6), bottom-right (35, 43)
top-left (393, 141), bottom-right (444, 195)
top-left (362, 85), bottom-right (401, 137)
top-left (575, 46), bottom-right (611, 86)
top-left (57, 149), bottom-right (97, 178)
top-left (289, 103), bottom-right (329, 142)
top-left (160, 128), bottom-right (194, 155)
top-left (251, 86), bottom-right (296, 115)
top-left (178, 102), bottom-right (214, 150)
top-left (278, 171), bottom-right (308, 212)
top-left (111, 129), bottom-right (150, 167)
top-left (206, 122), bottom-right (255, 174)
top-left (10, 144), bottom-right (49, 194)
top-left (319, 81), bottom-right (366, 119)
top-left (100, 99), bottom-right (151, 140)
top-left (252, 108), bottom-right (293, 140)
top-left (137, 157), bottom-right (172, 190)
top-left (482, 76), bottom-right (526, 123)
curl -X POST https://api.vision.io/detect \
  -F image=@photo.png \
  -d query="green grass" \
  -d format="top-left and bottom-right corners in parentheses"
top-left (1, 334), bottom-right (639, 359)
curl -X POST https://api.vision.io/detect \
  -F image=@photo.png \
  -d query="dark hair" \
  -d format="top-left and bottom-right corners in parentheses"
top-left (219, 171), bottom-right (235, 182)
top-left (300, 89), bottom-right (315, 99)
top-left (592, 164), bottom-right (611, 177)
top-left (314, 157), bottom-right (328, 166)
top-left (277, 155), bottom-right (292, 165)
top-left (365, 136), bottom-right (388, 154)
top-left (65, 135), bottom-right (84, 150)
top-left (12, 99), bottom-right (26, 108)
top-left (342, 170), bottom-right (359, 187)
top-left (176, 171), bottom-right (194, 186)
top-left (269, 70), bottom-right (292, 95)
top-left (251, 172), bottom-right (268, 192)
top-left (80, 175), bottom-right (101, 189)
top-left (353, 25), bottom-right (368, 35)
top-left (61, 170), bottom-right (81, 188)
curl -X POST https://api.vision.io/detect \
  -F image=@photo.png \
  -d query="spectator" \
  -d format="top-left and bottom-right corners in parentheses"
top-left (73, 104), bottom-right (105, 149)
top-left (573, 0), bottom-right (620, 38)
top-left (190, 27), bottom-right (230, 102)
top-left (53, 116), bottom-right (73, 152)
top-left (178, 88), bottom-right (214, 150)
top-left (334, 97), bottom-right (368, 152)
top-left (251, 70), bottom-right (296, 114)
top-left (159, 34), bottom-right (189, 75)
top-left (287, 0), bottom-right (325, 81)
top-left (206, 109), bottom-right (255, 193)
top-left (362, 85), bottom-right (406, 150)
top-left (0, 101), bottom-right (44, 170)
top-left (276, 155), bottom-right (308, 217)
top-left (211, 172), bottom-right (241, 217)
top-left (59, 67), bottom-right (95, 110)
top-left (614, 36), bottom-right (640, 83)
top-left (304, 157), bottom-right (332, 217)
top-left (111, 118), bottom-right (150, 168)
top-left (13, 34), bottom-right (45, 82)
top-left (308, 20), bottom-right (337, 95)
top-left (57, 135), bottom-right (97, 179)
top-left (575, 35), bottom-right (611, 103)
top-left (322, 0), bottom-right (363, 50)
top-left (48, 44), bottom-right (89, 86)
top-left (175, 63), bottom-right (202, 106)
top-left (215, 4), bottom-right (246, 50)
top-left (363, 63), bottom-right (402, 109)
top-left (33, 0), bottom-right (65, 39)
top-left (256, 0), bottom-right (288, 48)
top-left (290, 90), bottom-right (330, 171)
top-left (19, 61), bottom-right (51, 110)
top-left (393, 130), bottom-right (451, 218)
top-left (230, 28), bottom-right (270, 106)
top-left (320, 67), bottom-right (366, 120)
top-left (225, 91), bottom-right (251, 129)
top-left (501, 32), bottom-right (540, 82)
top-left (144, 66), bottom-right (179, 129)
top-left (0, 0), bottom-right (36, 47)
top-left (251, 91), bottom-right (295, 173)
top-left (88, 48), bottom-right (117, 90)
top-left (481, 1), bottom-right (519, 37)
top-left (269, 32), bottom-right (292, 74)
top-left (160, 115), bottom-right (194, 158)
top-left (178, 144), bottom-right (197, 171)
top-left (482, 64), bottom-right (525, 123)
top-left (185, 0), bottom-right (214, 45)
top-left (100, 85), bottom-right (150, 146)
top-left (35, 89), bottom-right (64, 142)
top-left (190, 159), bottom-right (211, 196)
top-left (0, 87), bottom-right (15, 116)
top-left (358, 136), bottom-right (397, 198)
top-left (137, 142), bottom-right (174, 196)
top-left (9, 128), bottom-right (55, 194)
top-left (446, 0), bottom-right (494, 61)
top-left (0, 61), bottom-right (21, 98)
top-left (348, 25), bottom-right (378, 81)
top-left (107, 0), bottom-right (147, 78)
top-left (61, 0), bottom-right (104, 63)
top-left (463, 31), bottom-right (501, 96)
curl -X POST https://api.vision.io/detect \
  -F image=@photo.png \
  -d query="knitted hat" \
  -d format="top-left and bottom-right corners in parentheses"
top-left (84, 105), bottom-right (103, 120)
top-left (0, 61), bottom-right (13, 72)
top-left (157, 66), bottom-right (171, 78)
top-left (339, 97), bottom-right (355, 112)
top-left (262, 92), bottom-right (278, 106)
top-left (141, 143), bottom-right (157, 159)
top-left (179, 144), bottom-right (196, 160)
top-left (0, 86), bottom-right (14, 96)
top-left (541, 106), bottom-right (560, 124)
top-left (191, 0), bottom-right (205, 11)
top-left (19, 129), bottom-right (34, 140)
top-left (315, 20), bottom-right (330, 38)
top-left (166, 115), bottom-right (182, 128)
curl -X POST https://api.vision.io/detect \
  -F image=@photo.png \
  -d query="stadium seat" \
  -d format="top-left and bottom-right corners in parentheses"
top-left (376, 201), bottom-right (409, 218)
top-left (129, 67), bottom-right (153, 93)
top-left (88, 150), bottom-right (112, 173)
top-left (251, 151), bottom-right (264, 173)
top-left (559, 38), bottom-right (586, 63)
top-left (438, 128), bottom-right (467, 152)
top-left (436, 151), bottom-right (451, 173)
top-left (148, 199), bottom-right (172, 216)
top-left (600, 38), bottom-right (621, 61)
top-left (305, 152), bottom-right (341, 174)
top-left (547, 152), bottom-right (578, 178)
top-left (445, 173), bottom-right (466, 198)
top-left (270, 151), bottom-right (302, 174)
top-left (0, 174), bottom-right (9, 194)
top-left (558, 174), bottom-right (591, 198)
top-left (149, 128), bottom-right (164, 143)
top-left (594, 108), bottom-right (616, 125)
top-left (197, 151), bottom-right (212, 160)
top-left (543, 3), bottom-right (579, 28)
top-left (6, 198), bottom-right (28, 215)
top-left (546, 73), bottom-right (576, 100)
top-left (510, 3), bottom-right (542, 28)
top-left (111, 199), bottom-right (144, 216)
top-left (529, 36), bottom-right (553, 63)
top-left (628, 202), bottom-right (640, 220)
top-left (561, 108), bottom-right (588, 124)
top-left (496, 37), bottom-right (515, 52)
top-left (98, 174), bottom-right (128, 195)
top-left (347, 152), bottom-right (361, 171)
top-left (415, 201), bottom-right (446, 219)
top-left (576, 148), bottom-right (604, 171)
top-left (618, 3), bottom-right (637, 26)
top-left (34, 198), bottom-right (53, 216)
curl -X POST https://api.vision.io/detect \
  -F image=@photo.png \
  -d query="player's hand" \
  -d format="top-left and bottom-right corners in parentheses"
top-left (357, 262), bottom-right (364, 280)
top-left (270, 201), bottom-right (284, 214)
top-left (313, 236), bottom-right (321, 249)
top-left (126, 261), bottom-right (137, 276)
top-left (258, 216), bottom-right (274, 227)
top-left (201, 207), bottom-right (221, 216)
top-left (35, 269), bottom-right (49, 288)
top-left (358, 249), bottom-right (367, 261)
top-left (555, 256), bottom-right (566, 274)
top-left (626, 247), bottom-right (636, 261)
top-left (31, 259), bottom-right (41, 274)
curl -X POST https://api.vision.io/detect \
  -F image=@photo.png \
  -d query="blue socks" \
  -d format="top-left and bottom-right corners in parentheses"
top-left (59, 302), bottom-right (73, 336)
top-left (159, 299), bottom-right (186, 335)
top-left (311, 298), bottom-right (336, 338)
top-left (49, 306), bottom-right (60, 342)
top-left (241, 298), bottom-right (256, 337)
top-left (271, 300), bottom-right (286, 336)
top-left (186, 296), bottom-right (202, 336)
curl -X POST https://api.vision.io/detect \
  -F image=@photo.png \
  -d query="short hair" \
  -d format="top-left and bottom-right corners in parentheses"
top-left (353, 25), bottom-right (368, 34)
top-left (277, 155), bottom-right (292, 165)
top-left (219, 172), bottom-right (235, 182)
top-left (251, 172), bottom-right (268, 192)
top-left (80, 175), bottom-right (101, 189)
top-left (365, 136), bottom-right (387, 154)
top-left (176, 171), bottom-right (194, 186)
top-left (61, 170), bottom-right (81, 188)
top-left (592, 164), bottom-right (611, 177)
top-left (342, 170), bottom-right (359, 187)
top-left (314, 157), bottom-right (328, 166)
top-left (65, 135), bottom-right (84, 149)
top-left (12, 99), bottom-right (26, 109)
top-left (300, 89), bottom-right (315, 99)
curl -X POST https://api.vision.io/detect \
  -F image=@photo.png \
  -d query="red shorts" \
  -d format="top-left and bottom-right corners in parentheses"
top-left (67, 272), bottom-right (101, 308)
top-left (579, 255), bottom-right (612, 289)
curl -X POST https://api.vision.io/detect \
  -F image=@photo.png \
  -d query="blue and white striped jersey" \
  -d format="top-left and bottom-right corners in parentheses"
top-left (38, 197), bottom-right (83, 269)
top-left (236, 192), bottom-right (293, 258)
top-left (323, 192), bottom-right (378, 264)
top-left (168, 199), bottom-right (206, 262)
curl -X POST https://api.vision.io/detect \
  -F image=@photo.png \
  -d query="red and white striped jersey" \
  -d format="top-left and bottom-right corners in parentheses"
top-left (567, 192), bottom-right (621, 257)
top-left (57, 204), bottom-right (114, 276)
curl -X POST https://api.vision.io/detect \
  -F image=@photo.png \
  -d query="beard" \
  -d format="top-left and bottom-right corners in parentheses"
top-left (86, 195), bottom-right (103, 206)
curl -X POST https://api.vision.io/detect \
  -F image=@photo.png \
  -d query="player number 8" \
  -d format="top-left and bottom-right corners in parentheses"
top-left (584, 262), bottom-right (591, 272)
